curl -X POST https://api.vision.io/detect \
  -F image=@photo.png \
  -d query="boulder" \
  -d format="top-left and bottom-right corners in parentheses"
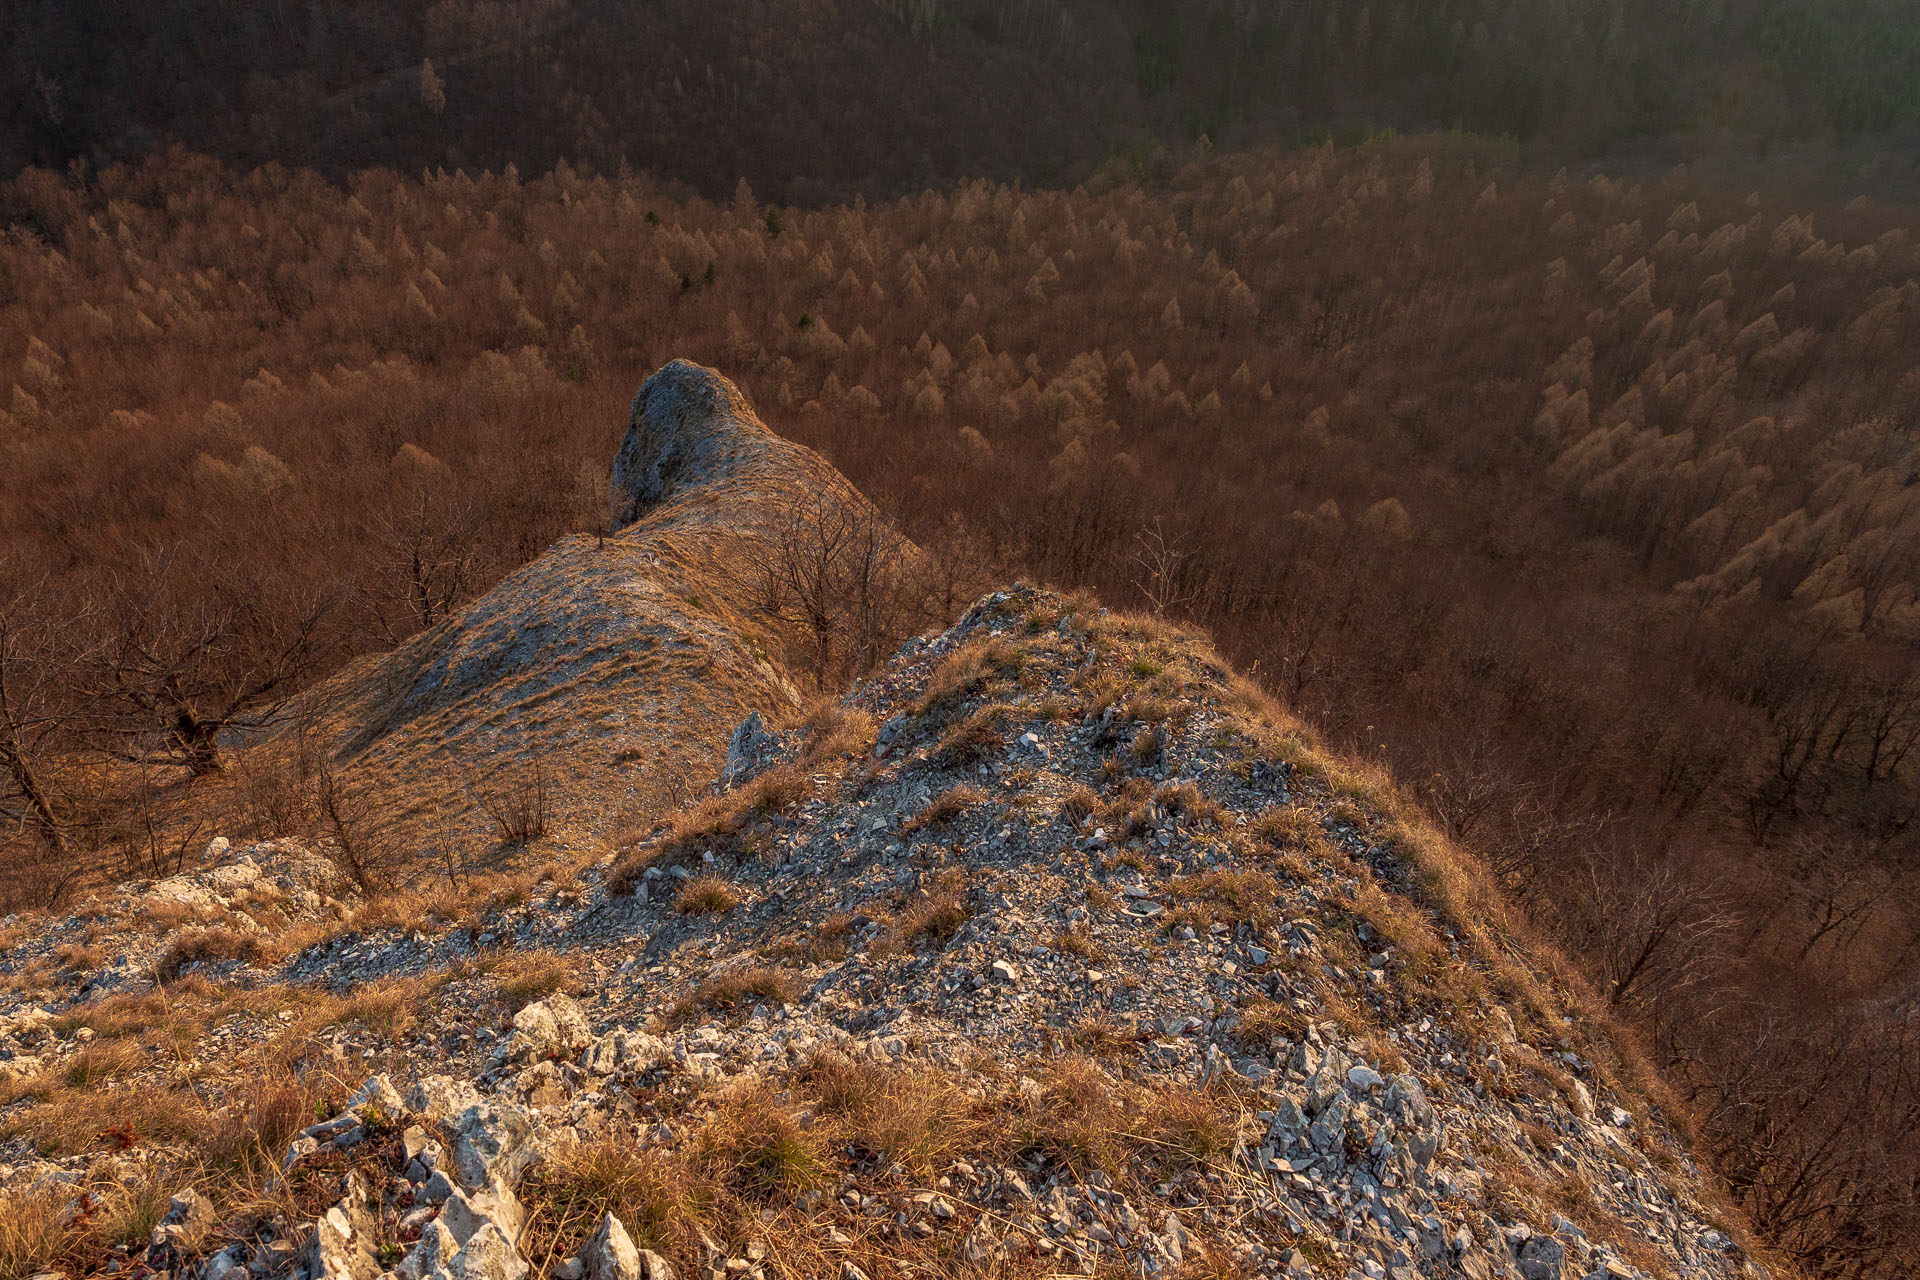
top-left (580, 1212), bottom-right (640, 1280)
top-left (1303, 1045), bottom-right (1349, 1116)
top-left (1518, 1234), bottom-right (1566, 1280)
top-left (398, 1219), bottom-right (460, 1280)
top-left (1307, 1091), bottom-right (1350, 1155)
top-left (510, 993), bottom-right (592, 1057)
top-left (1265, 1097), bottom-right (1308, 1148)
top-left (443, 1101), bottom-right (536, 1191)
top-left (441, 1178), bottom-right (526, 1248)
top-left (408, 1075), bottom-right (485, 1121)
top-left (1386, 1073), bottom-right (1444, 1169)
top-left (720, 712), bottom-right (774, 789)
top-left (307, 1173), bottom-right (382, 1280)
top-left (450, 1223), bottom-right (529, 1280)
top-left (148, 1188), bottom-right (219, 1266)
top-left (610, 359), bottom-right (762, 532)
top-left (578, 1212), bottom-right (674, 1280)
top-left (516, 1059), bottom-right (569, 1107)
top-left (348, 1072), bottom-right (408, 1119)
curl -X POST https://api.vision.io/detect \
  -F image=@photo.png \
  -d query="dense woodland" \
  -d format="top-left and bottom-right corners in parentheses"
top-left (1, 137), bottom-right (1918, 1275)
top-left (7, 0), bottom-right (1920, 202)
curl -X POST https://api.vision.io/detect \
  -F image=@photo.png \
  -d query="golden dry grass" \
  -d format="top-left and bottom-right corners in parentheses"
top-left (674, 875), bottom-right (743, 915)
top-left (663, 966), bottom-right (799, 1026)
top-left (803, 1053), bottom-right (982, 1177)
top-left (899, 782), bottom-right (987, 834)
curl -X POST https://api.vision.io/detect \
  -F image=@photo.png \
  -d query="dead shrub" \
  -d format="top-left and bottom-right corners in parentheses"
top-left (475, 764), bottom-right (551, 846)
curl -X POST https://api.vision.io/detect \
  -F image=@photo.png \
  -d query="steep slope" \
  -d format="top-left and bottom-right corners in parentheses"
top-left (284, 358), bottom-right (901, 856)
top-left (0, 586), bottom-right (1762, 1280)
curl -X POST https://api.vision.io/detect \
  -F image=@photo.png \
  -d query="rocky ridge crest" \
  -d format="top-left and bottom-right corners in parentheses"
top-left (278, 360), bottom-right (885, 852)
top-left (0, 365), bottom-right (1760, 1280)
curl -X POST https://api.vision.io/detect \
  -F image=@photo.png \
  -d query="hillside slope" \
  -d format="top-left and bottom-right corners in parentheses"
top-left (0, 498), bottom-right (1762, 1277)
top-left (280, 358), bottom-right (907, 859)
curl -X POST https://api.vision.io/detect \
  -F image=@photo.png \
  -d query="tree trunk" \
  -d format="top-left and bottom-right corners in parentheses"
top-left (0, 732), bottom-right (64, 852)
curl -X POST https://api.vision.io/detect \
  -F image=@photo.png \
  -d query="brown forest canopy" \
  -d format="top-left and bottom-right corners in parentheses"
top-left (6, 0), bottom-right (1920, 202)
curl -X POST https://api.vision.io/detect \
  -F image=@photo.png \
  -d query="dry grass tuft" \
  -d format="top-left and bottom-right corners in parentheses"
top-left (490, 950), bottom-right (580, 1008)
top-left (1060, 784), bottom-right (1099, 825)
top-left (900, 783), bottom-right (987, 834)
top-left (1010, 1057), bottom-right (1132, 1175)
top-left (1250, 806), bottom-right (1332, 857)
top-left (1163, 869), bottom-right (1280, 933)
top-left (673, 875), bottom-right (743, 915)
top-left (59, 1039), bottom-right (146, 1090)
top-left (693, 1083), bottom-right (829, 1199)
top-left (1153, 779), bottom-right (1225, 827)
top-left (874, 871), bottom-right (972, 955)
top-left (931, 702), bottom-right (1011, 767)
top-left (769, 912), bottom-right (853, 964)
top-left (154, 926), bottom-right (262, 984)
top-left (917, 635), bottom-right (1023, 717)
top-left (519, 1139), bottom-right (704, 1269)
top-left (803, 1053), bottom-right (982, 1176)
top-left (609, 765), bottom-right (808, 893)
top-left (664, 966), bottom-right (798, 1025)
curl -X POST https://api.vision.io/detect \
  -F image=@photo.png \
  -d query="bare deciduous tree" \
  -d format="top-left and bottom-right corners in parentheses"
top-left (1571, 847), bottom-right (1737, 1012)
top-left (91, 548), bottom-right (338, 778)
top-left (0, 567), bottom-right (93, 855)
top-left (356, 489), bottom-right (484, 646)
top-left (750, 492), bottom-right (931, 690)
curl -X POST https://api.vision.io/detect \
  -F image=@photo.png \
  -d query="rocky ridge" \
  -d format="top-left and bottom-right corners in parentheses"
top-left (275, 359), bottom-right (892, 852)
top-left (0, 362), bottom-right (1761, 1280)
top-left (4, 584), bottom-right (1756, 1280)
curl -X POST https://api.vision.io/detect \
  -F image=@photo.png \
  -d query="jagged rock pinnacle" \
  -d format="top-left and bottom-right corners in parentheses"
top-left (610, 358), bottom-right (769, 533)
